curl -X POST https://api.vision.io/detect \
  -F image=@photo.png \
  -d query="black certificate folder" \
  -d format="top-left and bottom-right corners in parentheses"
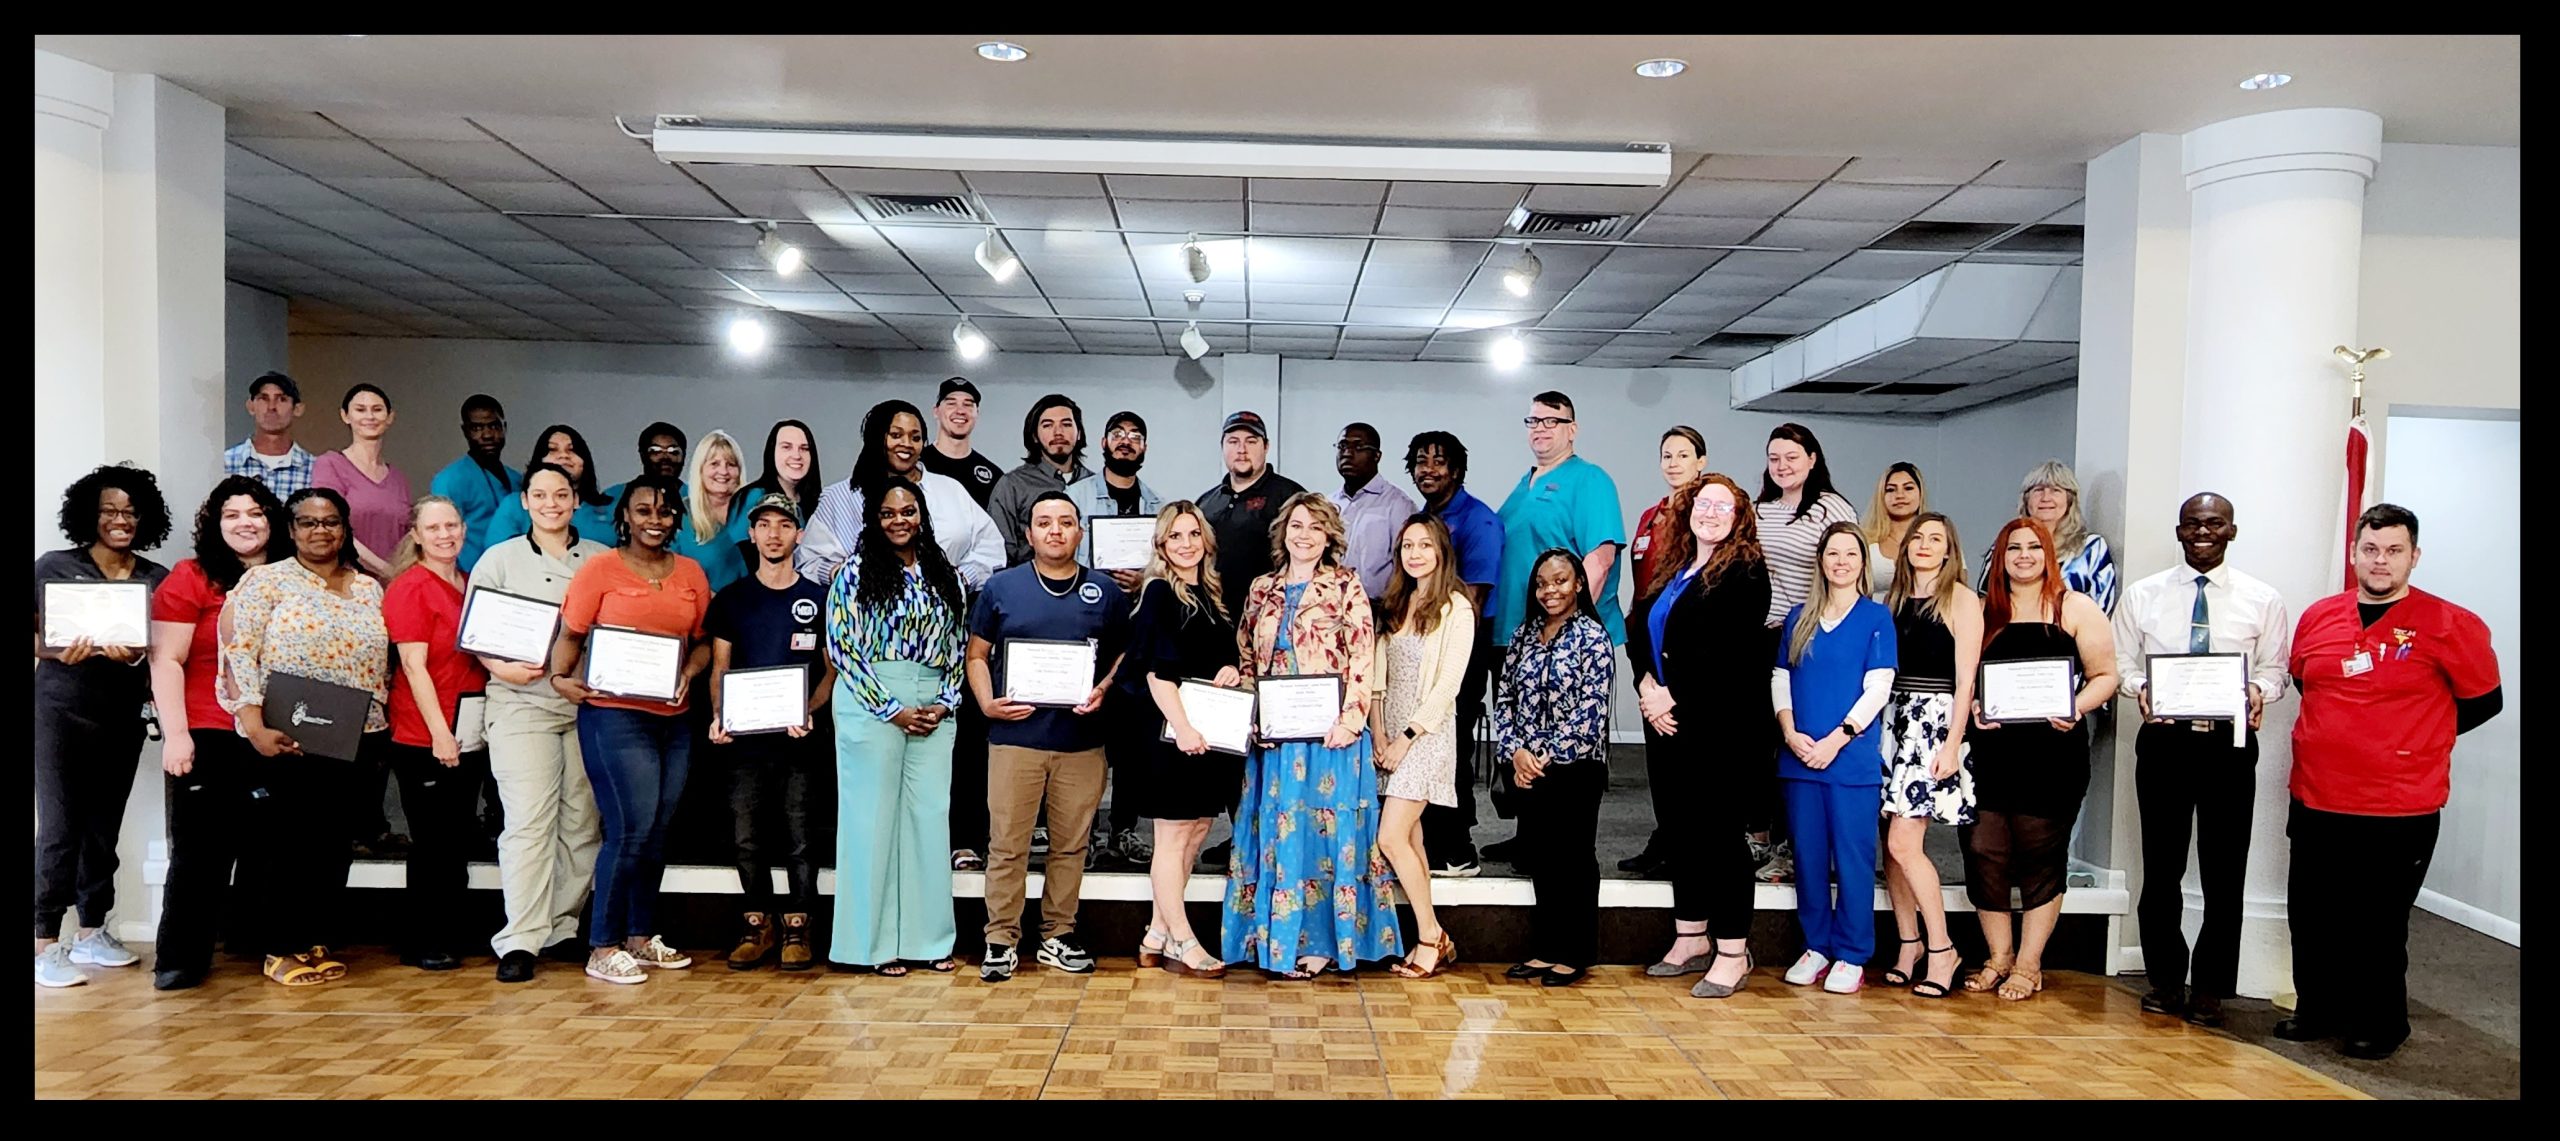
top-left (262, 672), bottom-right (371, 761)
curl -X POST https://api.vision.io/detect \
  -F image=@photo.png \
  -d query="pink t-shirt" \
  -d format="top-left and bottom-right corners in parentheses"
top-left (313, 450), bottom-right (413, 575)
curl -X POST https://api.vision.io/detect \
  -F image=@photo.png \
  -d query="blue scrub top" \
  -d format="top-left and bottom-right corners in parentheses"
top-left (429, 455), bottom-right (519, 572)
top-left (1773, 598), bottom-right (1898, 787)
top-left (1492, 455), bottom-right (1627, 646)
top-left (1430, 487), bottom-right (1506, 616)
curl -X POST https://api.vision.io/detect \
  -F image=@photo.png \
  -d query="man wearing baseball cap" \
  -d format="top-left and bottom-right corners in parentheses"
top-left (1196, 411), bottom-right (1305, 622)
top-left (921, 378), bottom-right (1005, 509)
top-left (222, 371), bottom-right (316, 499)
top-left (705, 490), bottom-right (837, 973)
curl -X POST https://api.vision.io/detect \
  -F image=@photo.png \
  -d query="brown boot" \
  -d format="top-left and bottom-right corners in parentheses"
top-left (778, 913), bottom-right (814, 972)
top-left (727, 912), bottom-right (775, 971)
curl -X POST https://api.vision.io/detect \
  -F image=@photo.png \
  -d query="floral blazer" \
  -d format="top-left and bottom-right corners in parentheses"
top-left (1236, 564), bottom-right (1375, 736)
top-left (1494, 613), bottom-right (1614, 766)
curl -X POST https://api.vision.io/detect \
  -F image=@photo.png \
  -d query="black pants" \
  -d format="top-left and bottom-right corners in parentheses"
top-left (1105, 688), bottom-right (1154, 836)
top-left (155, 729), bottom-right (257, 972)
top-left (388, 740), bottom-right (482, 955)
top-left (2134, 721), bottom-right (2259, 997)
top-left (2288, 801), bottom-right (2440, 1045)
top-left (1663, 725), bottom-right (1758, 934)
top-left (350, 739), bottom-right (395, 842)
top-left (34, 702), bottom-right (146, 939)
top-left (240, 740), bottom-right (361, 956)
top-left (1523, 758), bottom-right (1605, 967)
top-left (950, 691), bottom-right (990, 854)
top-left (728, 728), bottom-right (822, 915)
top-left (1421, 623), bottom-right (1494, 862)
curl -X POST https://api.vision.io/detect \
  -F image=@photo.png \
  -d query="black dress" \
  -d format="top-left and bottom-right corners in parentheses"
top-left (1131, 579), bottom-right (1245, 820)
top-left (1968, 621), bottom-right (2089, 820)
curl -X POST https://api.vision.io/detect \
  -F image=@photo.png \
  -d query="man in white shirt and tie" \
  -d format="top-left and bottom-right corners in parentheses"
top-left (2113, 492), bottom-right (2291, 1029)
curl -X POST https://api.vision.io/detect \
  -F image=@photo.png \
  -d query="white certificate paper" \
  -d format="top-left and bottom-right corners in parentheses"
top-left (456, 586), bottom-right (562, 666)
top-left (1005, 638), bottom-right (1098, 707)
top-left (1979, 657), bottom-right (2078, 723)
top-left (1256, 674), bottom-right (1344, 742)
top-left (42, 581), bottom-right (150, 649)
top-left (1088, 516), bottom-right (1156, 572)
top-left (585, 626), bottom-right (684, 703)
top-left (2147, 653), bottom-right (2248, 720)
top-left (1161, 680), bottom-right (1255, 756)
top-left (721, 664), bottom-right (810, 735)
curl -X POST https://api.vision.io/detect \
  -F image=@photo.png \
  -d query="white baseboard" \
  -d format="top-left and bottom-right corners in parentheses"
top-left (1609, 728), bottom-right (1644, 745)
top-left (2417, 888), bottom-right (2521, 946)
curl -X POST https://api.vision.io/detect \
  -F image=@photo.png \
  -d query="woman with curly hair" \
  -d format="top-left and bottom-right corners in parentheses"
top-left (33, 463), bottom-right (173, 988)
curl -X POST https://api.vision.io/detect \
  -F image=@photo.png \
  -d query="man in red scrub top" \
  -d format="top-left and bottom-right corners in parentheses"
top-left (2279, 503), bottom-right (2503, 1060)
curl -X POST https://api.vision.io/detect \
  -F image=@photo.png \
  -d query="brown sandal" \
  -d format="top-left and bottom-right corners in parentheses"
top-left (264, 954), bottom-right (328, 987)
top-left (1963, 961), bottom-right (2012, 993)
top-left (1162, 936), bottom-right (1227, 979)
top-left (1997, 966), bottom-right (2044, 1002)
top-left (1137, 927), bottom-right (1168, 969)
top-left (1391, 930), bottom-right (1458, 980)
top-left (304, 945), bottom-right (348, 981)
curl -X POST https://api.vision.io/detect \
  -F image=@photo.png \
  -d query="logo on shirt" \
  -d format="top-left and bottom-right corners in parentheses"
top-left (973, 465), bottom-right (997, 485)
top-left (2390, 627), bottom-right (2417, 661)
top-left (791, 599), bottom-right (819, 624)
top-left (1079, 582), bottom-right (1104, 605)
top-left (1241, 497), bottom-right (1267, 513)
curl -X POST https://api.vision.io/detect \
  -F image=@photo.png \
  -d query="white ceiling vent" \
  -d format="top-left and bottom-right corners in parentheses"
top-left (856, 193), bottom-right (979, 223)
top-left (1504, 206), bottom-right (1631, 240)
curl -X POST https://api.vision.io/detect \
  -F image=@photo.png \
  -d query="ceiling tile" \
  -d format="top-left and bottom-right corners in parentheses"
top-left (467, 114), bottom-right (628, 147)
top-left (515, 143), bottom-right (696, 185)
top-left (515, 264), bottom-right (636, 289)
top-left (1386, 182), bottom-right (1527, 208)
top-left (1048, 297), bottom-right (1153, 318)
top-left (1247, 301), bottom-right (1348, 322)
top-left (589, 182), bottom-right (734, 216)
top-left (1724, 314), bottom-right (1822, 335)
top-left (227, 109), bottom-right (350, 140)
top-left (236, 137), bottom-right (420, 178)
top-left (1835, 157), bottom-right (1996, 185)
top-left (1248, 202), bottom-right (1378, 235)
top-left (2045, 202), bottom-right (2086, 225)
top-left (1102, 175), bottom-right (1240, 201)
top-left (856, 295), bottom-right (959, 315)
top-left (452, 180), bottom-right (607, 212)
top-left (225, 144), bottom-right (296, 181)
top-left (1690, 155), bottom-right (1849, 181)
top-left (229, 175), bottom-right (355, 210)
top-left (621, 266), bottom-right (736, 289)
top-left (1114, 199), bottom-right (1244, 234)
top-left (1252, 178), bottom-right (1388, 206)
top-left (1787, 183), bottom-right (1955, 222)
top-left (454, 238), bottom-right (584, 263)
top-left (763, 291), bottom-right (869, 315)
top-left (965, 172), bottom-right (1105, 197)
top-left (1917, 186), bottom-right (2084, 224)
top-left (1708, 249), bottom-right (1844, 279)
top-left (1346, 305), bottom-right (1446, 328)
top-left (578, 242), bottom-right (700, 268)
top-left (1521, 185), bottom-right (1672, 215)
top-left (1594, 247), bottom-right (1722, 278)
top-left (815, 168), bottom-right (971, 197)
top-left (1976, 160), bottom-right (2087, 190)
top-left (1249, 282), bottom-right (1354, 306)
top-left (1824, 249), bottom-right (1959, 281)
top-left (409, 211), bottom-right (545, 241)
top-left (1750, 218), bottom-right (1895, 251)
top-left (1375, 206), bottom-right (1510, 239)
top-left (1652, 178), bottom-right (1819, 217)
top-left (638, 219), bottom-right (763, 246)
top-left (520, 216), bottom-right (659, 244)
top-left (980, 195), bottom-right (1118, 228)
top-left (365, 139), bottom-right (554, 181)
top-left (1628, 215), bottom-right (1768, 244)
top-left (323, 177), bottom-right (491, 213)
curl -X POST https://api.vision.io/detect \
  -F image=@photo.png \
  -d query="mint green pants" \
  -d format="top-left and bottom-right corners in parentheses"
top-left (829, 663), bottom-right (957, 966)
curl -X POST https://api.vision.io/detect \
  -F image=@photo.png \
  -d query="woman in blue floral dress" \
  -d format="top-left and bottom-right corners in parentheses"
top-left (1223, 493), bottom-right (1402, 977)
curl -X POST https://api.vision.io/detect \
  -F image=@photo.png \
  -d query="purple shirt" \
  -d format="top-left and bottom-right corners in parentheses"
top-left (1330, 479), bottom-right (1419, 600)
top-left (312, 449), bottom-right (413, 576)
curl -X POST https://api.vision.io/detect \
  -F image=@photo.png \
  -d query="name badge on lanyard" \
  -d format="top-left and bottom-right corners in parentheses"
top-left (2342, 651), bottom-right (2374, 677)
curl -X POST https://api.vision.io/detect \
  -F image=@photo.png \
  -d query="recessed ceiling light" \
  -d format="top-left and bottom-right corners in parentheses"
top-left (725, 314), bottom-right (768, 355)
top-left (977, 41), bottom-right (1029, 63)
top-left (1490, 332), bottom-right (1528, 372)
top-left (2239, 72), bottom-right (2293, 91)
top-left (1634, 58), bottom-right (1687, 79)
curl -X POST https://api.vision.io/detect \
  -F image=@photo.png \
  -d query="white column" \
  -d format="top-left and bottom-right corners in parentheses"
top-left (34, 49), bottom-right (114, 558)
top-left (2179, 108), bottom-right (2383, 997)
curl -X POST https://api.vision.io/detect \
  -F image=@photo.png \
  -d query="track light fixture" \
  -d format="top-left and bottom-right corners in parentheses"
top-left (953, 318), bottom-right (991, 361)
top-left (1180, 321), bottom-right (1211, 361)
top-left (974, 227), bottom-right (1021, 283)
top-left (1502, 245), bottom-right (1542, 297)
top-left (754, 225), bottom-right (804, 277)
top-left (1490, 331), bottom-right (1527, 371)
top-left (1184, 234), bottom-right (1212, 284)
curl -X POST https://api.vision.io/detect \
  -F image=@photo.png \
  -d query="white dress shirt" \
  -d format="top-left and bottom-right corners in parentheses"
top-left (796, 471), bottom-right (1005, 590)
top-left (2113, 561), bottom-right (2292, 701)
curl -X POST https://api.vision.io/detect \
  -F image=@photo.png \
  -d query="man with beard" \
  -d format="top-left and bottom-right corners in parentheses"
top-left (1196, 411), bottom-right (1304, 622)
top-left (987, 395), bottom-right (1092, 568)
top-left (921, 378), bottom-right (1004, 508)
top-left (428, 394), bottom-right (518, 577)
top-left (1063, 411), bottom-right (1164, 869)
top-left (1330, 421), bottom-right (1417, 603)
top-left (1407, 431), bottom-right (1502, 877)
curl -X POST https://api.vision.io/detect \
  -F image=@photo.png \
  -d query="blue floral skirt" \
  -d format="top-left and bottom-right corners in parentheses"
top-left (1221, 736), bottom-right (1404, 971)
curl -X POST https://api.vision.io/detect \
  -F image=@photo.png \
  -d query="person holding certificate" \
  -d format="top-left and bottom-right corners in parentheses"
top-left (1493, 549), bottom-right (1616, 987)
top-left (1224, 492), bottom-right (1401, 979)
top-left (32, 464), bottom-right (171, 990)
top-left (2113, 493), bottom-right (2292, 1028)
top-left (549, 474), bottom-right (714, 985)
top-left (466, 461), bottom-right (609, 983)
top-left (965, 490), bottom-right (1130, 982)
top-left (1063, 411), bottom-right (1165, 871)
top-left (146, 476), bottom-right (293, 991)
top-left (826, 482), bottom-right (968, 976)
top-left (1370, 515), bottom-right (1474, 981)
top-left (1769, 523), bottom-right (1898, 995)
top-left (1129, 501), bottom-right (1241, 978)
top-left (707, 492), bottom-right (835, 972)
top-left (1627, 475), bottom-right (1775, 999)
top-left (382, 496), bottom-right (491, 973)
top-left (216, 487), bottom-right (390, 988)
top-left (1876, 512), bottom-right (1981, 1000)
top-left (1962, 516), bottom-right (2119, 1002)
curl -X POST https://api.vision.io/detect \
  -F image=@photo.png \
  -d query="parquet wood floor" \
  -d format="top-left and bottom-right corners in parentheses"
top-left (34, 948), bottom-right (2365, 1100)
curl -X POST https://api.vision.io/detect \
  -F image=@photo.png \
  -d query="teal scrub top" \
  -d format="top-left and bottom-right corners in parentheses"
top-left (1492, 454), bottom-right (1627, 646)
top-left (428, 455), bottom-right (520, 572)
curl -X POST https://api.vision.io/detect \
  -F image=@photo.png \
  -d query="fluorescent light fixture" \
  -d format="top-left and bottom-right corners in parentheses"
top-left (976, 41), bottom-right (1029, 63)
top-left (1490, 332), bottom-right (1527, 371)
top-left (953, 318), bottom-right (991, 361)
top-left (755, 227), bottom-right (803, 276)
top-left (2239, 72), bottom-right (2292, 91)
top-left (1634, 58), bottom-right (1687, 78)
top-left (650, 123), bottom-right (1673, 187)
top-left (1502, 246), bottom-right (1542, 296)
top-left (1180, 321), bottom-right (1211, 361)
top-left (973, 228), bottom-right (1021, 283)
top-left (1184, 234), bottom-right (1212, 284)
top-left (725, 314), bottom-right (768, 355)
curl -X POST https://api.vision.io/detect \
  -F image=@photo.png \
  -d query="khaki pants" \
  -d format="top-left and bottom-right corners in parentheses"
top-left (982, 745), bottom-right (1106, 946)
top-left (486, 690), bottom-right (601, 956)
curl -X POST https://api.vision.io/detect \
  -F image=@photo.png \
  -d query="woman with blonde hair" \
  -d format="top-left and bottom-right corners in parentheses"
top-left (680, 429), bottom-right (752, 590)
top-left (382, 494), bottom-right (487, 972)
top-left (1371, 513), bottom-right (1475, 979)
top-left (1876, 511), bottom-right (1980, 998)
top-left (1130, 501), bottom-right (1240, 978)
top-left (1982, 460), bottom-right (2118, 614)
top-left (1860, 462), bottom-right (1927, 597)
top-left (1224, 492), bottom-right (1400, 978)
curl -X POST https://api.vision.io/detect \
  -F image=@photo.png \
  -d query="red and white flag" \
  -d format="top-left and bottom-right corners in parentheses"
top-left (2341, 414), bottom-right (2371, 592)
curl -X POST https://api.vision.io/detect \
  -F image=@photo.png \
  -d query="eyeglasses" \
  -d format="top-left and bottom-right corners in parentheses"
top-left (1694, 503), bottom-right (1738, 518)
top-left (643, 445), bottom-right (684, 457)
top-left (96, 507), bottom-right (138, 522)
top-left (1106, 429), bottom-right (1147, 443)
top-left (291, 517), bottom-right (346, 531)
top-left (1335, 441), bottom-right (1379, 453)
top-left (1522, 416), bottom-right (1575, 429)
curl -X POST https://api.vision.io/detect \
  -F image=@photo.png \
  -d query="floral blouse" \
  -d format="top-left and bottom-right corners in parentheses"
top-left (1237, 564), bottom-right (1374, 734)
top-left (825, 561), bottom-right (966, 720)
top-left (1494, 613), bottom-right (1614, 766)
top-left (216, 559), bottom-right (390, 733)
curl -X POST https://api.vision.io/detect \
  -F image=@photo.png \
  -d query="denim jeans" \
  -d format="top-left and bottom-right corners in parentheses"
top-left (577, 705), bottom-right (693, 947)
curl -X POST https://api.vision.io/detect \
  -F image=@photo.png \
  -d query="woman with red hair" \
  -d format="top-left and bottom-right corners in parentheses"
top-left (1962, 517), bottom-right (2117, 1002)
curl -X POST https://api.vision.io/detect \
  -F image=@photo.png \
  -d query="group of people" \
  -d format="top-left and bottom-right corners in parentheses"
top-left (31, 373), bottom-right (2499, 1057)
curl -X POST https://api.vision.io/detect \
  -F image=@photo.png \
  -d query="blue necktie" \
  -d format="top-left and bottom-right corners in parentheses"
top-left (2188, 574), bottom-right (2212, 654)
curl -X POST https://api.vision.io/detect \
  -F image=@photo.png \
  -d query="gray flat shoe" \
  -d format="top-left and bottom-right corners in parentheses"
top-left (1645, 954), bottom-right (1713, 977)
top-left (1689, 948), bottom-right (1755, 999)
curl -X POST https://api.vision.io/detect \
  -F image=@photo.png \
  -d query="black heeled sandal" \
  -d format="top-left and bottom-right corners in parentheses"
top-left (1910, 944), bottom-right (1960, 998)
top-left (1881, 932), bottom-right (1924, 987)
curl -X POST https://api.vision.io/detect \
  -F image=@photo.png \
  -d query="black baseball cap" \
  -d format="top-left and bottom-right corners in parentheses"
top-left (247, 371), bottom-right (301, 402)
top-left (936, 377), bottom-right (981, 405)
top-left (1220, 410), bottom-right (1268, 441)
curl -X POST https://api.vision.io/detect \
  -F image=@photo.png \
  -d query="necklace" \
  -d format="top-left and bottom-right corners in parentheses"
top-left (1036, 569), bottom-right (1077, 598)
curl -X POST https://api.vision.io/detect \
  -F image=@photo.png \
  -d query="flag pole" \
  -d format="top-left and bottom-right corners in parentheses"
top-left (2332, 346), bottom-right (2391, 592)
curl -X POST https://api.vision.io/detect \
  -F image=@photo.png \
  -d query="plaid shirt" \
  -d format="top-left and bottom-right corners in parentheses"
top-left (222, 439), bottom-right (315, 498)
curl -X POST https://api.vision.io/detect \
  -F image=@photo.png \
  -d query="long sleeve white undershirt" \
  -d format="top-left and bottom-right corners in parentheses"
top-left (1770, 666), bottom-right (1897, 735)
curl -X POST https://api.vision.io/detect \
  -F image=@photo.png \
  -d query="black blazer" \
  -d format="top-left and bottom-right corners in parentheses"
top-left (1625, 557), bottom-right (1779, 739)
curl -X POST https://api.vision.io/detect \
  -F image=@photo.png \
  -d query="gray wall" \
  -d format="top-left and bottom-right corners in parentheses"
top-left (222, 281), bottom-right (289, 443)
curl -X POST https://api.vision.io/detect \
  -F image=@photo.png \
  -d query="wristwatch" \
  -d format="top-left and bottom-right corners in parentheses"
top-left (1402, 726), bottom-right (1418, 741)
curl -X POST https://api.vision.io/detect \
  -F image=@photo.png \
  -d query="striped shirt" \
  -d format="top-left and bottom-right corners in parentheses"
top-left (1757, 490), bottom-right (1858, 627)
top-left (825, 562), bottom-right (966, 720)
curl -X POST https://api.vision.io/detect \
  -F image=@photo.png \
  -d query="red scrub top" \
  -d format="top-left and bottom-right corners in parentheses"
top-left (2288, 588), bottom-right (2499, 817)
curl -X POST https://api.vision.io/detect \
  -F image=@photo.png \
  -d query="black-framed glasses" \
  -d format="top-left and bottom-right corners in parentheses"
top-left (643, 445), bottom-right (684, 457)
top-left (1335, 440), bottom-right (1379, 453)
top-left (1522, 416), bottom-right (1574, 428)
top-left (291, 516), bottom-right (346, 531)
top-left (96, 507), bottom-right (138, 522)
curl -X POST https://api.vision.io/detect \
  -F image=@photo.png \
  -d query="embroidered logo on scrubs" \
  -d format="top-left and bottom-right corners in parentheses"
top-left (791, 599), bottom-right (819, 624)
top-left (2390, 627), bottom-right (2417, 661)
top-left (1079, 582), bottom-right (1104, 605)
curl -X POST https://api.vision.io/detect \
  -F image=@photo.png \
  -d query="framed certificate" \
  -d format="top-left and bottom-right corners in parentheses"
top-left (720, 664), bottom-right (810, 736)
top-left (1160, 679), bottom-right (1255, 756)
top-left (584, 626), bottom-right (684, 703)
top-left (1256, 674), bottom-right (1344, 742)
top-left (456, 586), bottom-right (562, 666)
top-left (1088, 515), bottom-right (1156, 572)
top-left (42, 581), bottom-right (150, 649)
top-left (2146, 653), bottom-right (2248, 720)
top-left (1979, 657), bottom-right (2079, 724)
top-left (1005, 638), bottom-right (1098, 707)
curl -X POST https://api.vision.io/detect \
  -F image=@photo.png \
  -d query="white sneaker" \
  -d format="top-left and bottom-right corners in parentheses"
top-left (1822, 960), bottom-right (1865, 994)
top-left (627, 935), bottom-right (693, 969)
top-left (34, 944), bottom-right (86, 988)
top-left (585, 948), bottom-right (647, 985)
top-left (69, 929), bottom-right (139, 967)
top-left (1783, 950), bottom-right (1831, 986)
